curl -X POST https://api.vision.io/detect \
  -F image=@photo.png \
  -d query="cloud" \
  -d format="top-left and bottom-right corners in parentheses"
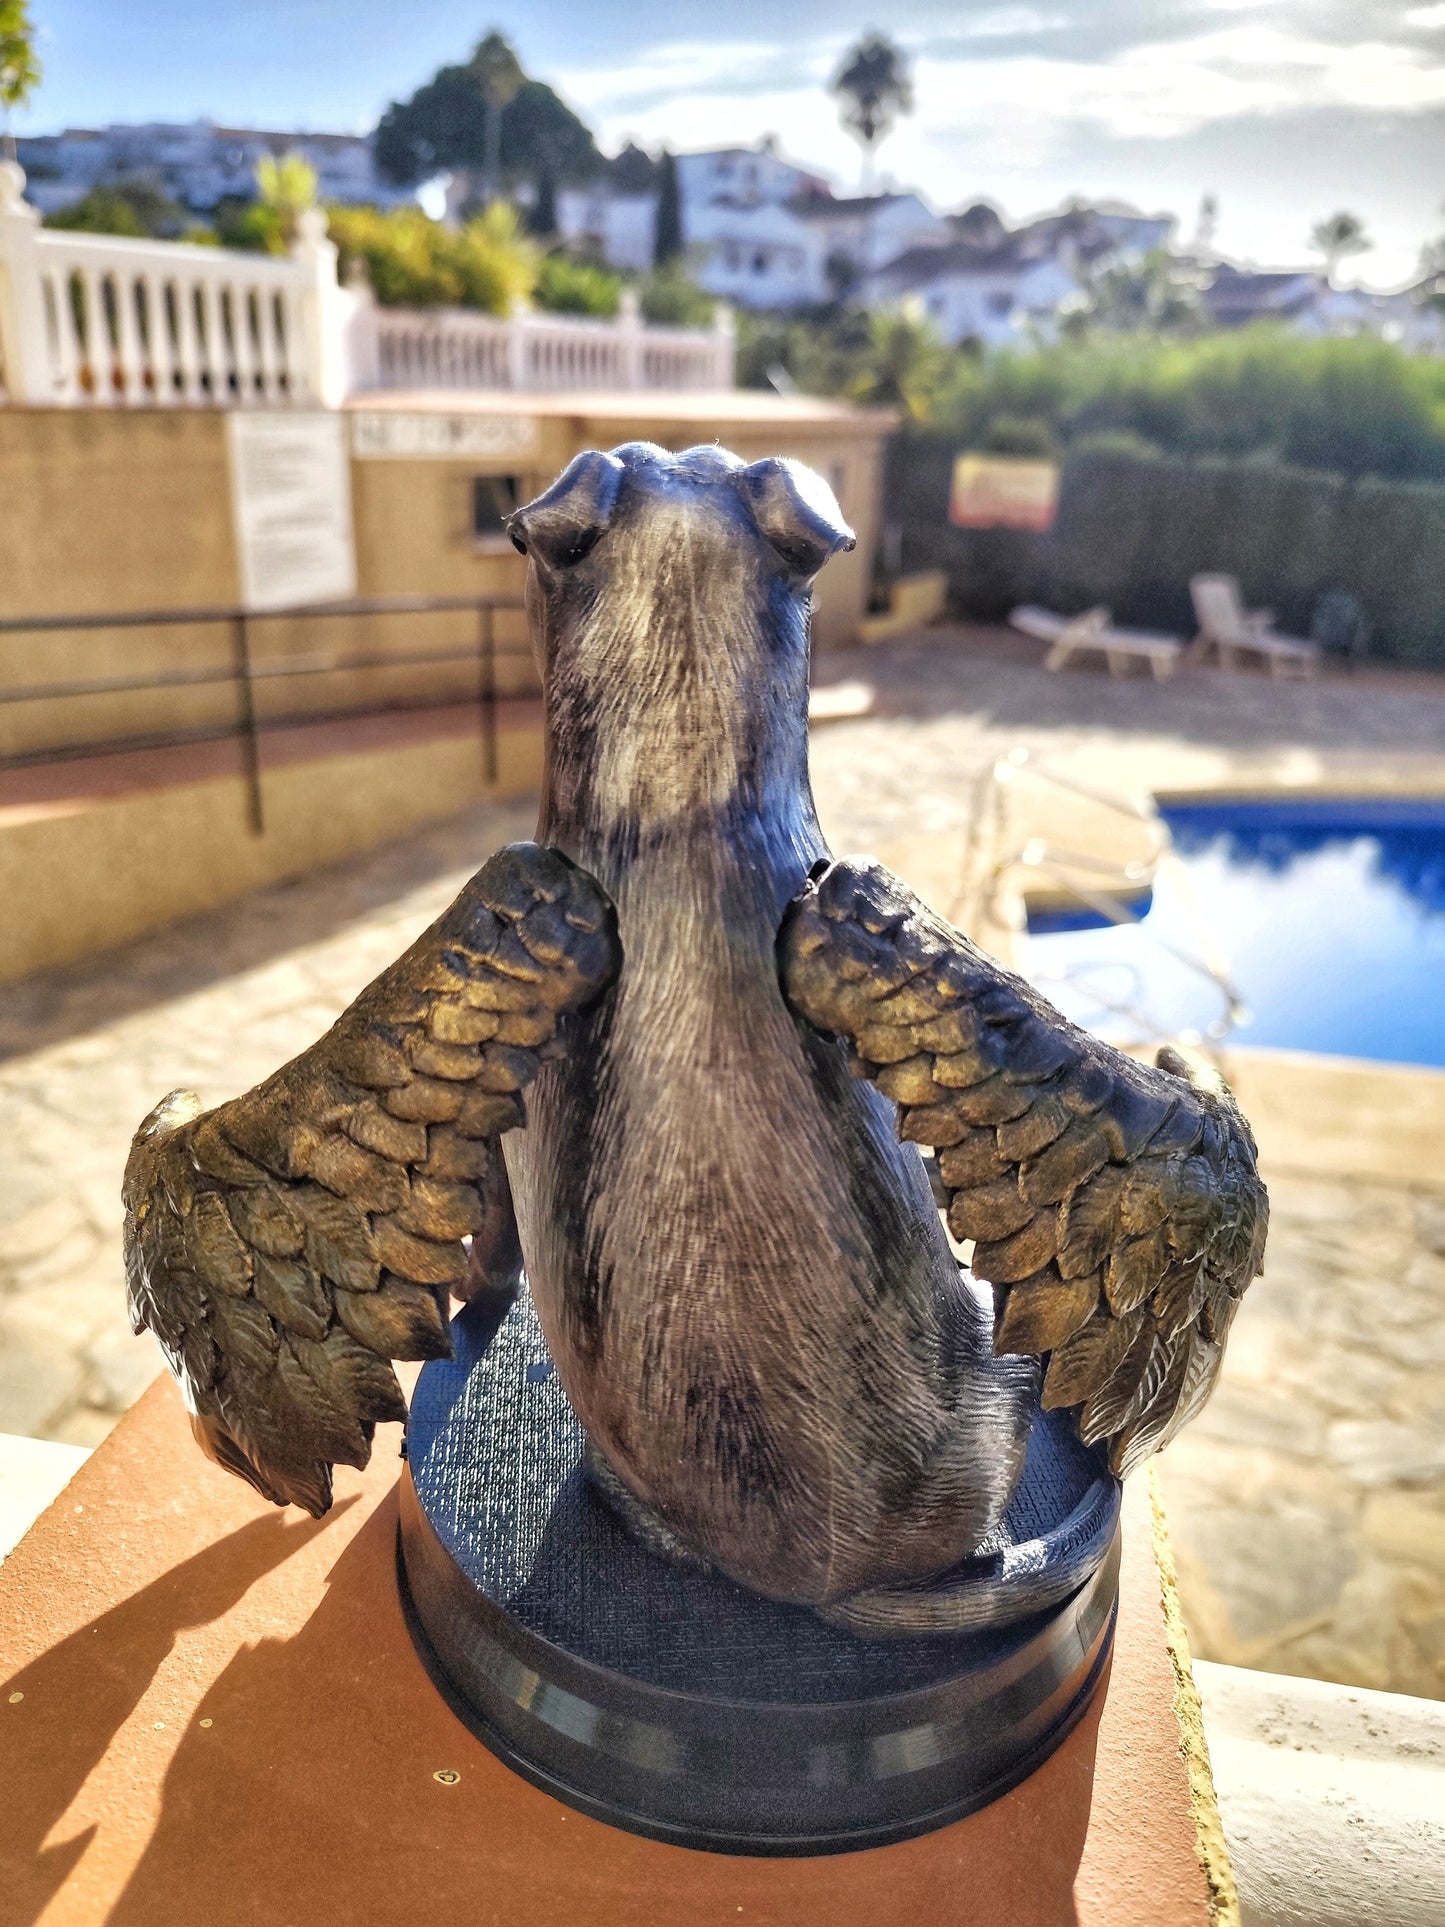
top-left (556, 3), bottom-right (1444, 279)
top-left (953, 7), bottom-right (1069, 39)
top-left (567, 11), bottom-right (1445, 152)
top-left (909, 24), bottom-right (1445, 160)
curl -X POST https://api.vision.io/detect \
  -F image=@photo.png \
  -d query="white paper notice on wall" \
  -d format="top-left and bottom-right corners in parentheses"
top-left (226, 412), bottom-right (358, 612)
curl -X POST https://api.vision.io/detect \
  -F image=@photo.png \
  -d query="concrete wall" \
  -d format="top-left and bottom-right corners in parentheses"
top-left (1, 399), bottom-right (891, 759)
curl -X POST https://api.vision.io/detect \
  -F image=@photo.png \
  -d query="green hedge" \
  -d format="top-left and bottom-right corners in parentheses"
top-left (887, 438), bottom-right (1445, 667)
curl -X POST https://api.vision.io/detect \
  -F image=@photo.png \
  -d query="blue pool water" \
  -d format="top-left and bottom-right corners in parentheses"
top-left (1026, 798), bottom-right (1445, 1069)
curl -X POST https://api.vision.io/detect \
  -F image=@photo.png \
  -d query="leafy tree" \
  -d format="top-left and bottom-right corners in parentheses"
top-left (1069, 249), bottom-right (1208, 336)
top-left (526, 169), bottom-right (557, 238)
top-left (213, 196), bottom-right (284, 252)
top-left (1310, 210), bottom-right (1371, 283)
top-left (830, 32), bottom-right (913, 188)
top-left (653, 149), bottom-right (682, 267)
top-left (45, 180), bottom-right (186, 238)
top-left (734, 305), bottom-right (874, 395)
top-left (637, 260), bottom-right (715, 327)
top-left (610, 142), bottom-right (659, 194)
top-left (1416, 204), bottom-right (1445, 316)
top-left (535, 250), bottom-right (619, 315)
top-left (824, 247), bottom-right (862, 303)
top-left (495, 80), bottom-right (601, 186)
top-left (469, 29), bottom-right (522, 200)
top-left (979, 414), bottom-right (1057, 458)
top-left (374, 38), bottom-right (601, 192)
top-left (1193, 192), bottom-right (1219, 255)
top-left (0, 0), bottom-right (40, 163)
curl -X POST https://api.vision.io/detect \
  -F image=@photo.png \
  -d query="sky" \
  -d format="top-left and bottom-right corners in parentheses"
top-left (13, 1), bottom-right (1445, 286)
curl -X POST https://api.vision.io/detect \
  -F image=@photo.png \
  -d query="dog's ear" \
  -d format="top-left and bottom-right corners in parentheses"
top-left (508, 450), bottom-right (626, 571)
top-left (736, 458), bottom-right (856, 577)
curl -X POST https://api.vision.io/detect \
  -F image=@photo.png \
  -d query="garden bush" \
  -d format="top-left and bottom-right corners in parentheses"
top-left (747, 318), bottom-right (1445, 486)
top-left (932, 331), bottom-right (1445, 483)
top-left (325, 202), bottom-right (538, 313)
top-left (534, 252), bottom-right (620, 316)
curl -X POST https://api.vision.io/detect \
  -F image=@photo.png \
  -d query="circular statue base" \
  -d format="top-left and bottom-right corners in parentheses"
top-left (398, 1288), bottom-right (1121, 1857)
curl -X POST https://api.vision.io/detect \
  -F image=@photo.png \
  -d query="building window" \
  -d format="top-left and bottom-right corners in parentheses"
top-left (472, 474), bottom-right (522, 548)
top-left (753, 249), bottom-right (769, 273)
top-left (985, 291), bottom-right (1014, 318)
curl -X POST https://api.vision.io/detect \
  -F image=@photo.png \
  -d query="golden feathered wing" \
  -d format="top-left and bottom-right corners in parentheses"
top-left (781, 858), bottom-right (1268, 1477)
top-left (123, 844), bottom-right (618, 1516)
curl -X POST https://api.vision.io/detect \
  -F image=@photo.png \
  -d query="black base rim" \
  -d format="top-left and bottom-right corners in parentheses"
top-left (396, 1524), bottom-right (1117, 1858)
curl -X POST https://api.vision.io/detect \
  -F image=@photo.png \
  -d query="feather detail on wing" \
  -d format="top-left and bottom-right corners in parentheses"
top-left (780, 857), bottom-right (1267, 1477)
top-left (123, 843), bottom-right (618, 1517)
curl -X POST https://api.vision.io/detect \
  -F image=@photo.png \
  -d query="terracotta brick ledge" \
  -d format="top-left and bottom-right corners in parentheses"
top-left (0, 1376), bottom-right (1227, 1927)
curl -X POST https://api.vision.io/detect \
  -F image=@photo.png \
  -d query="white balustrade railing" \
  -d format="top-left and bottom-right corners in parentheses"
top-left (357, 288), bottom-right (734, 395)
top-left (0, 164), bottom-right (337, 407)
top-left (0, 163), bottom-right (735, 408)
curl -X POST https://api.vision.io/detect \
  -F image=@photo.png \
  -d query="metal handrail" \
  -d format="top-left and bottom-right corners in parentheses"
top-left (0, 594), bottom-right (530, 834)
top-left (0, 594), bottom-right (526, 634)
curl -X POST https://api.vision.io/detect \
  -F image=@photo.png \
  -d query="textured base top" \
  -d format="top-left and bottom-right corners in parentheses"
top-left (407, 1286), bottom-right (1119, 1701)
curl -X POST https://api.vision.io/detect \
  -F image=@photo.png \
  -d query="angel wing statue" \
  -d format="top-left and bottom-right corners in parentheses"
top-left (124, 442), bottom-right (1266, 1636)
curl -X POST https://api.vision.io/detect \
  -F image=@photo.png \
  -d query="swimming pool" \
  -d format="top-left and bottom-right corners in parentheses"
top-left (1025, 797), bottom-right (1445, 1069)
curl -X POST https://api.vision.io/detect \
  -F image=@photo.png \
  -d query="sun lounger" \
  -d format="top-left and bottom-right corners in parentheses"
top-left (1009, 605), bottom-right (1183, 681)
top-left (1188, 575), bottom-right (1319, 681)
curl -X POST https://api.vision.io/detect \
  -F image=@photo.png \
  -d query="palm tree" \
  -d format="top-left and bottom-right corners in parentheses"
top-left (0, 0), bottom-right (41, 165)
top-left (830, 32), bottom-right (913, 191)
top-left (468, 30), bottom-right (524, 204)
top-left (848, 306), bottom-right (945, 423)
top-left (1309, 210), bottom-right (1371, 285)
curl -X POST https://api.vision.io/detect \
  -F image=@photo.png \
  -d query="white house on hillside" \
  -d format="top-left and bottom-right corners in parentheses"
top-left (1200, 264), bottom-right (1445, 348)
top-left (1376, 277), bottom-right (1445, 353)
top-left (790, 190), bottom-right (952, 289)
top-left (556, 140), bottom-right (953, 309)
top-left (867, 240), bottom-right (1080, 347)
top-left (686, 198), bottom-right (825, 308)
top-left (863, 204), bottom-right (1171, 347)
top-left (673, 142), bottom-right (830, 214)
top-left (14, 122), bottom-right (408, 215)
top-left (554, 185), bottom-right (657, 272)
top-left (677, 147), bottom-right (952, 307)
top-left (676, 143), bottom-right (837, 308)
top-left (1076, 201), bottom-right (1174, 256)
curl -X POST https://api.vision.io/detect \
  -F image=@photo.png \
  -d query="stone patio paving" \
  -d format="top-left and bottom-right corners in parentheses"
top-left (2, 626), bottom-right (1442, 1694)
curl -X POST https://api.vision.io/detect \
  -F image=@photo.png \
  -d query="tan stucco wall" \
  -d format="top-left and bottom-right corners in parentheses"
top-left (1, 397), bottom-right (892, 759)
top-left (0, 410), bottom-right (242, 757)
top-left (346, 399), bottom-right (887, 657)
top-left (0, 714), bottom-right (543, 982)
top-left (0, 394), bottom-right (891, 974)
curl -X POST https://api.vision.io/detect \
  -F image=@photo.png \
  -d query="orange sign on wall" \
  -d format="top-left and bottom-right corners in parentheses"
top-left (949, 453), bottom-right (1060, 532)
